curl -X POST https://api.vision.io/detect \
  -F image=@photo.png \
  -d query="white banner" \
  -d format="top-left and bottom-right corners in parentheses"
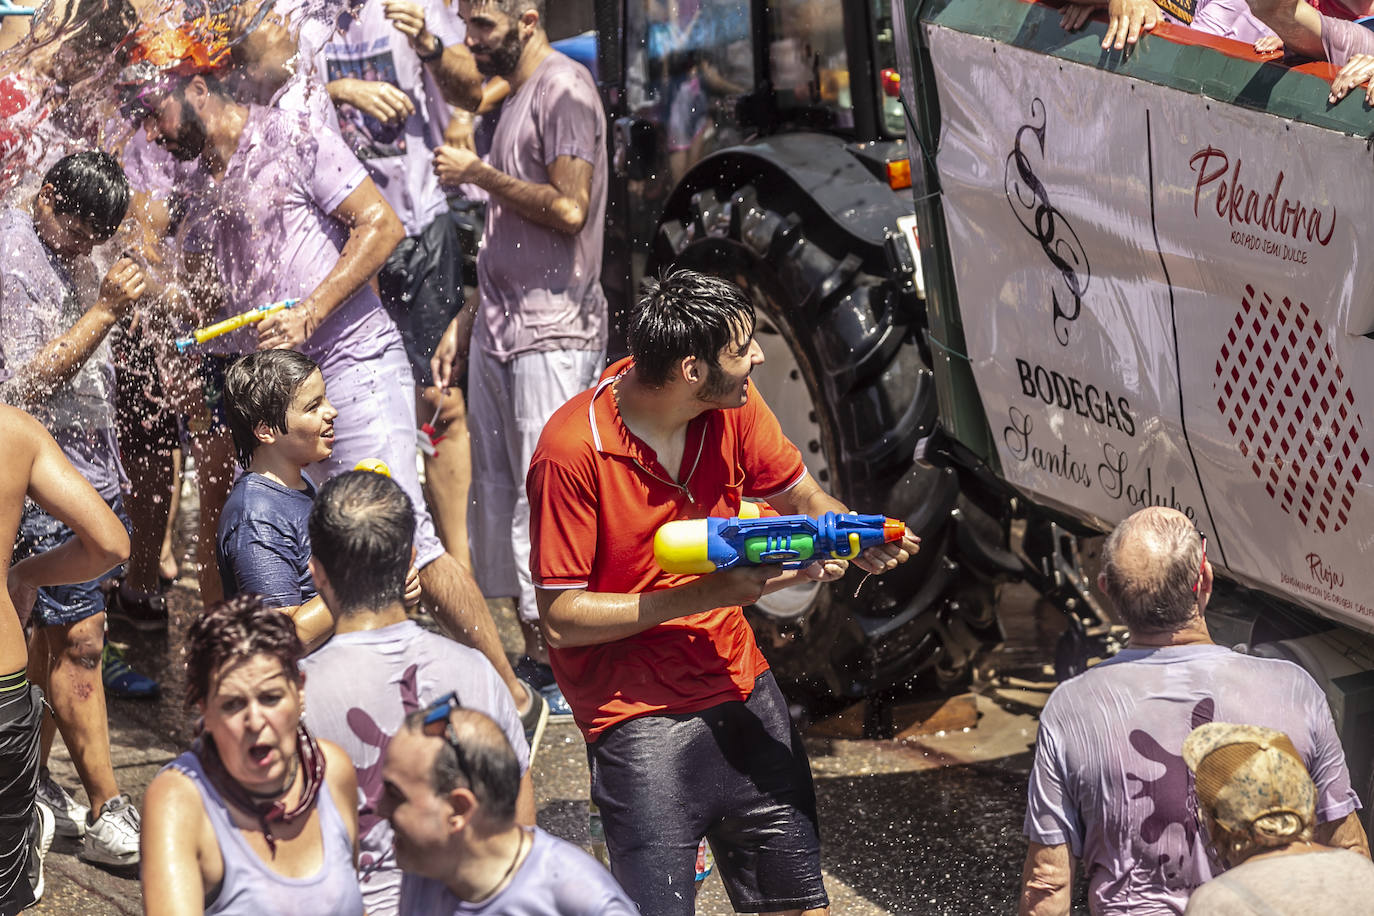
top-left (928, 26), bottom-right (1374, 630)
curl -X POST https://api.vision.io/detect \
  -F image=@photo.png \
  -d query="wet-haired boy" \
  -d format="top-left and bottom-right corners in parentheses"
top-left (0, 150), bottom-right (147, 866)
top-left (216, 348), bottom-right (340, 650)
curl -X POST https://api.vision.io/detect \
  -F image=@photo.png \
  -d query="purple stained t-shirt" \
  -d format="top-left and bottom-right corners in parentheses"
top-left (0, 207), bottom-right (123, 499)
top-left (476, 51), bottom-right (607, 362)
top-left (300, 621), bottom-right (530, 916)
top-left (1188, 0), bottom-right (1274, 45)
top-left (397, 827), bottom-right (636, 916)
top-left (176, 104), bottom-right (399, 371)
top-left (1322, 15), bottom-right (1374, 66)
top-left (312, 0), bottom-right (463, 236)
top-left (1024, 644), bottom-right (1359, 915)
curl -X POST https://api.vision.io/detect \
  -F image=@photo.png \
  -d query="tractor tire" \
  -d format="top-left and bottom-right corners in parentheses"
top-left (652, 180), bottom-right (1002, 710)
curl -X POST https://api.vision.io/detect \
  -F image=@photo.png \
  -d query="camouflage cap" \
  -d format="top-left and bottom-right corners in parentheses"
top-left (1183, 722), bottom-right (1316, 838)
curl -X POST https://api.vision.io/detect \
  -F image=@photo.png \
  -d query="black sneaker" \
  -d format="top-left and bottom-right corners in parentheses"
top-left (107, 588), bottom-right (169, 632)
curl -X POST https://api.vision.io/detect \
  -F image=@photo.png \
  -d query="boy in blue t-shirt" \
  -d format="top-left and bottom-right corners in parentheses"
top-left (217, 349), bottom-right (340, 650)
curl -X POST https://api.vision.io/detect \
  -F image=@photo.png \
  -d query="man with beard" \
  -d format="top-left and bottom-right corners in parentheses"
top-left (120, 39), bottom-right (539, 746)
top-left (526, 270), bottom-right (922, 915)
top-left (430, 0), bottom-right (607, 717)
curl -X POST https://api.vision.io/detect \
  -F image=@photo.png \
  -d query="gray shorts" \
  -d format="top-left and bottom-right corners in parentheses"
top-left (588, 671), bottom-right (829, 915)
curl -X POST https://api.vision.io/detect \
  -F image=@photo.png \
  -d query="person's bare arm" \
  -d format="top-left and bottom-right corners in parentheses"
top-left (1316, 810), bottom-right (1371, 858)
top-left (7, 410), bottom-right (129, 604)
top-left (5, 259), bottom-right (145, 404)
top-left (433, 147), bottom-right (593, 236)
top-left (141, 770), bottom-right (212, 916)
top-left (429, 291), bottom-right (477, 390)
top-left (1246, 0), bottom-right (1325, 59)
top-left (327, 78), bottom-right (417, 125)
top-left (258, 178), bottom-right (404, 350)
top-left (1018, 842), bottom-right (1073, 916)
top-left (536, 564), bottom-right (777, 649)
top-left (382, 0), bottom-right (483, 110)
top-left (280, 595), bottom-right (335, 653)
top-left (477, 77), bottom-right (510, 115)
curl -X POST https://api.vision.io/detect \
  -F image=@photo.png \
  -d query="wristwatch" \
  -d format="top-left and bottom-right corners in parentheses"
top-left (417, 34), bottom-right (444, 62)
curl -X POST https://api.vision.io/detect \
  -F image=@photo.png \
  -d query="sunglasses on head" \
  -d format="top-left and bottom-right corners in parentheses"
top-left (420, 691), bottom-right (475, 788)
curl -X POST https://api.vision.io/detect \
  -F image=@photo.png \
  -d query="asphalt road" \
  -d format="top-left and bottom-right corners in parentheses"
top-left (33, 585), bottom-right (1064, 915)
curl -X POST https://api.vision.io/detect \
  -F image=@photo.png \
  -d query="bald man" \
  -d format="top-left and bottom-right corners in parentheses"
top-left (379, 707), bottom-right (633, 914)
top-left (1018, 506), bottom-right (1369, 916)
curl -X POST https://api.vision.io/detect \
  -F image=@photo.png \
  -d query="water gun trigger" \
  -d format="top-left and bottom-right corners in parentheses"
top-left (829, 532), bottom-right (862, 561)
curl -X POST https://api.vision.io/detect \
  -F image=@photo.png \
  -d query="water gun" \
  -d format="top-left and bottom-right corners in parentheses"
top-left (654, 510), bottom-right (907, 575)
top-left (0, 0), bottom-right (35, 16)
top-left (354, 459), bottom-right (391, 476)
top-left (174, 298), bottom-right (299, 352)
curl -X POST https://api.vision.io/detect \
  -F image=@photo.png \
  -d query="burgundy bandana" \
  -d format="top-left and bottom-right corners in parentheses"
top-left (197, 723), bottom-right (326, 855)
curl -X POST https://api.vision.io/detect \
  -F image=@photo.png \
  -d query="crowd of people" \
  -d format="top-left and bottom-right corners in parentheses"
top-left (0, 0), bottom-right (923, 912)
top-left (3, 0), bottom-right (1374, 914)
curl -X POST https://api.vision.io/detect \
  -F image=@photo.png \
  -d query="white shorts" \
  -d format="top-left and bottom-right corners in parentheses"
top-left (467, 345), bottom-right (604, 621)
top-left (308, 344), bottom-right (445, 568)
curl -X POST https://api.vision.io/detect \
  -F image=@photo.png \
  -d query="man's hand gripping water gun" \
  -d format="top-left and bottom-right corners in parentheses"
top-left (174, 299), bottom-right (300, 352)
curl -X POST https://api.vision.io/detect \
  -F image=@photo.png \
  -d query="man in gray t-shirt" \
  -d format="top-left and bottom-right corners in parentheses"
top-left (431, 0), bottom-right (607, 689)
top-left (383, 708), bottom-right (634, 916)
top-left (1020, 507), bottom-right (1369, 915)
top-left (301, 470), bottom-right (533, 916)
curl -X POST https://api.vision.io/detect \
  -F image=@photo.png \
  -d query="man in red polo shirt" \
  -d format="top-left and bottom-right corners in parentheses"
top-left (526, 269), bottom-right (920, 916)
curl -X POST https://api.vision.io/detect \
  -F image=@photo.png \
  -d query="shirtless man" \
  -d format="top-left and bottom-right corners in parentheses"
top-left (0, 406), bottom-right (130, 910)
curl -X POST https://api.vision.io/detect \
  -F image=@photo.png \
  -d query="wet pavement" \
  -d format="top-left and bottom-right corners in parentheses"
top-left (35, 582), bottom-right (1070, 915)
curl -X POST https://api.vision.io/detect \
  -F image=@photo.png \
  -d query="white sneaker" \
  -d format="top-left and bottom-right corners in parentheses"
top-left (35, 769), bottom-right (88, 838)
top-left (27, 801), bottom-right (54, 904)
top-left (81, 795), bottom-right (140, 867)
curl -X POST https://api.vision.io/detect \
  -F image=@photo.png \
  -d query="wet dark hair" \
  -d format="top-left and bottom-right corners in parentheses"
top-left (184, 594), bottom-right (304, 708)
top-left (309, 471), bottom-right (415, 615)
top-left (223, 349), bottom-right (321, 469)
top-left (47, 0), bottom-right (139, 66)
top-left (474, 0), bottom-right (545, 20)
top-left (403, 707), bottom-right (521, 823)
top-left (41, 151), bottom-right (130, 240)
top-left (629, 269), bottom-right (755, 388)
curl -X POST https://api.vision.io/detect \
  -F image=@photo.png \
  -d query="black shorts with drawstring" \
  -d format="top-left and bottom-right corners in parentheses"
top-left (0, 680), bottom-right (43, 916)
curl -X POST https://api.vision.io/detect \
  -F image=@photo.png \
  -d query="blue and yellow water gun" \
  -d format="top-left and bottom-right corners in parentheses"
top-left (654, 509), bottom-right (907, 575)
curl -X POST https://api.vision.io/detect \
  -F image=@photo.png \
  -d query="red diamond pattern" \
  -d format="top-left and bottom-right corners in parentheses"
top-left (1216, 288), bottom-right (1366, 533)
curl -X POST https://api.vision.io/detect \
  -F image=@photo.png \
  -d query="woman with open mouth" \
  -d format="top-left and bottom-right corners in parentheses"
top-left (137, 595), bottom-right (364, 914)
